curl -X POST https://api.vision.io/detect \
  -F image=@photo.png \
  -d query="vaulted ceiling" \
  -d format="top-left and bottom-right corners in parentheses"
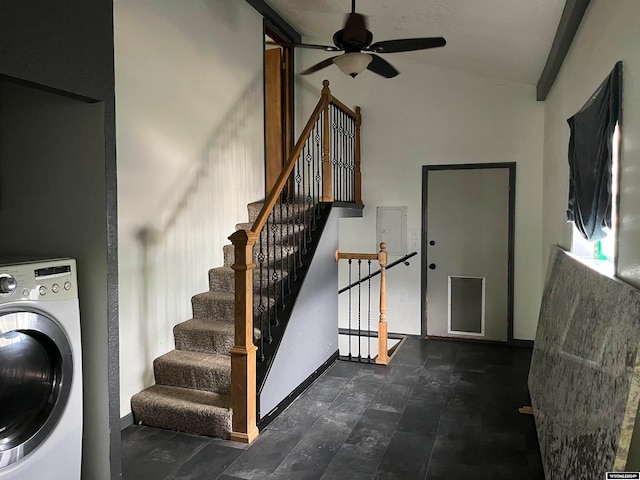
top-left (265, 0), bottom-right (567, 86)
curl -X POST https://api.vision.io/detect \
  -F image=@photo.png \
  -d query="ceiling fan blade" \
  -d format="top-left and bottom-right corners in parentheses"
top-left (300, 56), bottom-right (339, 75)
top-left (367, 37), bottom-right (446, 53)
top-left (265, 41), bottom-right (341, 52)
top-left (367, 54), bottom-right (399, 78)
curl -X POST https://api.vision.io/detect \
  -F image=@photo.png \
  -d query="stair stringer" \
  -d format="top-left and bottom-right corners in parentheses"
top-left (258, 204), bottom-right (364, 418)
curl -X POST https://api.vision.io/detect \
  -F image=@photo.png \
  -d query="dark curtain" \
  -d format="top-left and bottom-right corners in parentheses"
top-left (567, 61), bottom-right (622, 241)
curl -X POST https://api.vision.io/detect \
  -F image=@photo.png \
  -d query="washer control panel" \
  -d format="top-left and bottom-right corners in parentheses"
top-left (0, 258), bottom-right (78, 302)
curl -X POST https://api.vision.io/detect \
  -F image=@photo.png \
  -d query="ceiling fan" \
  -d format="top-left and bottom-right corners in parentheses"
top-left (270, 0), bottom-right (446, 78)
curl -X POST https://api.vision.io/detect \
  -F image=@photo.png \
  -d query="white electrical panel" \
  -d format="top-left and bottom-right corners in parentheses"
top-left (376, 206), bottom-right (408, 255)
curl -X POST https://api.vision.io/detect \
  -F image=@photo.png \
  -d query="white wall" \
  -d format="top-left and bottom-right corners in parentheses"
top-left (298, 53), bottom-right (544, 340)
top-left (542, 0), bottom-right (640, 289)
top-left (115, 0), bottom-right (264, 418)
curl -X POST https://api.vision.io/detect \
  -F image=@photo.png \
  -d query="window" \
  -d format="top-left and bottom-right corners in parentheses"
top-left (568, 62), bottom-right (622, 274)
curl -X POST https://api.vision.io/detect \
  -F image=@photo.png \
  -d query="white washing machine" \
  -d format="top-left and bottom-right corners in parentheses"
top-left (0, 258), bottom-right (82, 480)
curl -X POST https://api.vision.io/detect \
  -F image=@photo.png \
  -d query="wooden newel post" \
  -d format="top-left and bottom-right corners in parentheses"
top-left (354, 106), bottom-right (362, 204)
top-left (376, 242), bottom-right (390, 365)
top-left (321, 79), bottom-right (335, 202)
top-left (228, 229), bottom-right (259, 444)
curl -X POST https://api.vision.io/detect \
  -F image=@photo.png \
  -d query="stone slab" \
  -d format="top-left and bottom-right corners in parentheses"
top-left (529, 246), bottom-right (640, 478)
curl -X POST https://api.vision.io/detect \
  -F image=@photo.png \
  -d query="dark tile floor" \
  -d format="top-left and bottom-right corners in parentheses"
top-left (121, 337), bottom-right (544, 479)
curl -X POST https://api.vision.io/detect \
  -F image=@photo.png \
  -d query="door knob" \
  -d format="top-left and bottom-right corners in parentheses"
top-left (429, 263), bottom-right (436, 270)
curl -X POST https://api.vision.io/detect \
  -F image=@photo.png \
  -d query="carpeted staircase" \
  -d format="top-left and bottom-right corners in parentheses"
top-left (130, 201), bottom-right (307, 438)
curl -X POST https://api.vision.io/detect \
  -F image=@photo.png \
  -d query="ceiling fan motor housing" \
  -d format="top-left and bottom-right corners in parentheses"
top-left (334, 13), bottom-right (372, 50)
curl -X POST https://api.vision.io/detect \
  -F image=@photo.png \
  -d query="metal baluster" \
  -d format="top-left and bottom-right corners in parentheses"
top-left (312, 119), bottom-right (320, 228)
top-left (332, 105), bottom-right (338, 201)
top-left (266, 211), bottom-right (274, 343)
top-left (294, 151), bottom-right (303, 270)
top-left (337, 110), bottom-right (342, 201)
top-left (312, 118), bottom-right (317, 209)
top-left (317, 113), bottom-right (322, 221)
top-left (271, 208), bottom-right (280, 326)
top-left (342, 110), bottom-right (347, 201)
top-left (285, 195), bottom-right (292, 296)
top-left (302, 139), bottom-right (309, 255)
top-left (348, 259), bottom-right (352, 360)
top-left (335, 106), bottom-right (340, 200)
top-left (342, 110), bottom-right (346, 201)
top-left (335, 109), bottom-right (340, 202)
top-left (349, 116), bottom-right (354, 202)
top-left (257, 231), bottom-right (266, 361)
top-left (358, 259), bottom-right (362, 361)
top-left (368, 259), bottom-right (372, 362)
top-left (344, 111), bottom-right (349, 201)
top-left (346, 114), bottom-right (350, 202)
top-left (277, 195), bottom-right (285, 310)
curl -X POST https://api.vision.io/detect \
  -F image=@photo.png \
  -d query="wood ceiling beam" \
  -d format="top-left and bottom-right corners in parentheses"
top-left (537, 0), bottom-right (591, 101)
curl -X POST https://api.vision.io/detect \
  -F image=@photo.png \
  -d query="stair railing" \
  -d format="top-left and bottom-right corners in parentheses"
top-left (335, 243), bottom-right (390, 365)
top-left (337, 250), bottom-right (416, 363)
top-left (228, 80), bottom-right (361, 443)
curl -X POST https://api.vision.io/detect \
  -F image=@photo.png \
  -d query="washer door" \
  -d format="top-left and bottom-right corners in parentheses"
top-left (0, 310), bottom-right (73, 467)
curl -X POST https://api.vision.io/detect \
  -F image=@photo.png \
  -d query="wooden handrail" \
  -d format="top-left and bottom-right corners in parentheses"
top-left (251, 82), bottom-right (330, 235)
top-left (335, 251), bottom-right (379, 261)
top-left (338, 251), bottom-right (416, 294)
top-left (335, 242), bottom-right (390, 365)
top-left (330, 97), bottom-right (358, 119)
top-left (229, 80), bottom-right (362, 443)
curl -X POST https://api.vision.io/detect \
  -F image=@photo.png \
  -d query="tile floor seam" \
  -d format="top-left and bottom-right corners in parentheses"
top-left (264, 369), bottom-right (376, 479)
top-left (170, 436), bottom-right (214, 476)
top-left (423, 387), bottom-right (450, 480)
top-left (249, 395), bottom-right (336, 478)
top-left (122, 339), bottom-right (543, 480)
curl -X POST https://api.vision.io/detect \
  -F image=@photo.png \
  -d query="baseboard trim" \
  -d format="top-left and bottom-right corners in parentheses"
top-left (387, 336), bottom-right (408, 362)
top-left (512, 339), bottom-right (534, 348)
top-left (120, 412), bottom-right (134, 431)
top-left (257, 350), bottom-right (339, 430)
top-left (427, 335), bottom-right (534, 349)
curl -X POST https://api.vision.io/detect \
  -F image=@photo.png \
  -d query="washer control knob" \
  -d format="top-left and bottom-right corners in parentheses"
top-left (0, 275), bottom-right (17, 295)
top-left (39, 286), bottom-right (47, 296)
top-left (64, 281), bottom-right (72, 291)
top-left (52, 283), bottom-right (60, 293)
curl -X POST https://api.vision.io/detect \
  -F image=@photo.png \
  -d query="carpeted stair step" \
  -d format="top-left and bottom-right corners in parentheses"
top-left (235, 222), bottom-right (306, 245)
top-left (191, 291), bottom-right (235, 322)
top-left (153, 349), bottom-right (231, 395)
top-left (191, 291), bottom-right (276, 322)
top-left (208, 266), bottom-right (289, 294)
top-left (131, 385), bottom-right (231, 438)
top-left (222, 243), bottom-right (299, 269)
top-left (174, 318), bottom-right (261, 355)
top-left (174, 319), bottom-right (234, 355)
top-left (247, 201), bottom-right (314, 224)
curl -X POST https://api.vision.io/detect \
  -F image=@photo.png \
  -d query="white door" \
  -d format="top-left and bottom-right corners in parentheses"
top-left (424, 166), bottom-right (512, 342)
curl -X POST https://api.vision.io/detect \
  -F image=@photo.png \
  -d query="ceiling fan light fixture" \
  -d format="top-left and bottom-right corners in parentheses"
top-left (333, 52), bottom-right (372, 77)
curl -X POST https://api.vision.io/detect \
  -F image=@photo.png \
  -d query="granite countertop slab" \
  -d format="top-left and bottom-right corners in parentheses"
top-left (529, 245), bottom-right (640, 479)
